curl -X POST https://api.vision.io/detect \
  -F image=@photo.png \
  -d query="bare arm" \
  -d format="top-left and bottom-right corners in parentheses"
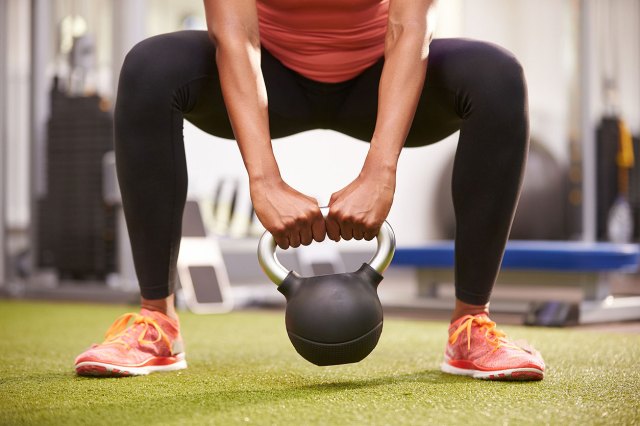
top-left (327, 0), bottom-right (437, 241)
top-left (204, 0), bottom-right (274, 181)
top-left (204, 0), bottom-right (324, 249)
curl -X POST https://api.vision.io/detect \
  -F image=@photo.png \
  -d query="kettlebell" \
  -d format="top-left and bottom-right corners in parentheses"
top-left (257, 209), bottom-right (395, 366)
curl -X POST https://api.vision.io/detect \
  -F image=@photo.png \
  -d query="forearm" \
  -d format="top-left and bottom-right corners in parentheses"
top-left (366, 0), bottom-right (436, 173)
top-left (215, 38), bottom-right (280, 182)
top-left (204, 0), bottom-right (281, 183)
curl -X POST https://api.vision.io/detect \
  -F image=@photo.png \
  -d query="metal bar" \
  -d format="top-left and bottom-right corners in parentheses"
top-left (580, 296), bottom-right (640, 324)
top-left (30, 0), bottom-right (53, 279)
top-left (0, 0), bottom-right (8, 287)
top-left (580, 0), bottom-right (597, 242)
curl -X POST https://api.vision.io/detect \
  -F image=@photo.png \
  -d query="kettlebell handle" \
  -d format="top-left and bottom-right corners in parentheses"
top-left (258, 207), bottom-right (396, 285)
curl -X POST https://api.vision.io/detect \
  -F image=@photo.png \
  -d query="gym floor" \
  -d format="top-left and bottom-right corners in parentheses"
top-left (2, 300), bottom-right (638, 425)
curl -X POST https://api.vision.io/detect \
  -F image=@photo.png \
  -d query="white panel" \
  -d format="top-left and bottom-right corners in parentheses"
top-left (462, 0), bottom-right (574, 165)
top-left (112, 0), bottom-right (147, 95)
top-left (434, 0), bottom-right (463, 38)
top-left (616, 0), bottom-right (640, 133)
top-left (183, 124), bottom-right (458, 244)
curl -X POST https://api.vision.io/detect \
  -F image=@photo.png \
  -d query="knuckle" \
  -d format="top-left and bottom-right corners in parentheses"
top-left (282, 217), bottom-right (295, 229)
top-left (364, 219), bottom-right (380, 230)
top-left (337, 214), bottom-right (350, 225)
top-left (294, 215), bottom-right (307, 227)
top-left (272, 225), bottom-right (286, 235)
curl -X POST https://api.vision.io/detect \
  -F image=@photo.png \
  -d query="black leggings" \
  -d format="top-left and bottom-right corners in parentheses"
top-left (115, 31), bottom-right (529, 305)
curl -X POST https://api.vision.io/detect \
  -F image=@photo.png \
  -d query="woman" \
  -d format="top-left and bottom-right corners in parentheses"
top-left (75, 0), bottom-right (545, 380)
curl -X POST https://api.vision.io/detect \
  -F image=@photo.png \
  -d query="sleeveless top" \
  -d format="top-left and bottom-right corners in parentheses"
top-left (256, 0), bottom-right (389, 83)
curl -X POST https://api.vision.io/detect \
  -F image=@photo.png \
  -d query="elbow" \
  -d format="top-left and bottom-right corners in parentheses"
top-left (207, 24), bottom-right (260, 52)
top-left (207, 28), bottom-right (219, 47)
top-left (384, 21), bottom-right (431, 60)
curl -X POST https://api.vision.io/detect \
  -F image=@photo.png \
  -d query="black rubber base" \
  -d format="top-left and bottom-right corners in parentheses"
top-left (524, 301), bottom-right (579, 326)
top-left (287, 322), bottom-right (383, 366)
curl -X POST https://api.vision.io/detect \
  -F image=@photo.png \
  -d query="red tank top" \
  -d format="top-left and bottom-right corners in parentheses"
top-left (256, 0), bottom-right (389, 83)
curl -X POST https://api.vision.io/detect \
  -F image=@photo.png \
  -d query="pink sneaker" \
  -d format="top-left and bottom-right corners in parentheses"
top-left (75, 309), bottom-right (186, 377)
top-left (441, 314), bottom-right (544, 381)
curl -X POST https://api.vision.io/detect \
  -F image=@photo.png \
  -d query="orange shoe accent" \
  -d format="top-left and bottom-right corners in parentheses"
top-left (441, 314), bottom-right (545, 381)
top-left (75, 309), bottom-right (187, 377)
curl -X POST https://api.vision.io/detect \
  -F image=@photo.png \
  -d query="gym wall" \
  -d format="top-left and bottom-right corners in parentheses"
top-left (3, 0), bottom-right (640, 246)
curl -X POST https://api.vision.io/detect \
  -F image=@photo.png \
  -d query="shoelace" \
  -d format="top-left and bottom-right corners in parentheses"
top-left (449, 315), bottom-right (523, 353)
top-left (102, 312), bottom-right (173, 352)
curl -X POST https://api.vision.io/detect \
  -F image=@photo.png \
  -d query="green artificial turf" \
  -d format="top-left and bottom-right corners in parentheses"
top-left (0, 300), bottom-right (639, 425)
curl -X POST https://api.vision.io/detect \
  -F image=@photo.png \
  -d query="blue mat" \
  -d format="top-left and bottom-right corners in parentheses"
top-left (392, 241), bottom-right (640, 272)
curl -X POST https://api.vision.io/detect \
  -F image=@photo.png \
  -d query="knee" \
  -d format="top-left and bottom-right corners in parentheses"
top-left (473, 42), bottom-right (527, 104)
top-left (117, 31), bottom-right (213, 99)
top-left (118, 35), bottom-right (168, 90)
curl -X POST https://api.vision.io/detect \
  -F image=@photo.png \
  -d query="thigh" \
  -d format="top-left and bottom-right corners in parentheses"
top-left (332, 38), bottom-right (517, 147)
top-left (121, 31), bottom-right (235, 139)
top-left (182, 39), bottom-right (317, 139)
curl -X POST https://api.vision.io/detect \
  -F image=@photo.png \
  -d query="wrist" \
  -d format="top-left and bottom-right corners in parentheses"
top-left (363, 145), bottom-right (399, 176)
top-left (249, 170), bottom-right (282, 188)
top-left (245, 155), bottom-right (282, 184)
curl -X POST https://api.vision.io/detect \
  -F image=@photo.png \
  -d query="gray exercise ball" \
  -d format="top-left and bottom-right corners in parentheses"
top-left (435, 139), bottom-right (568, 240)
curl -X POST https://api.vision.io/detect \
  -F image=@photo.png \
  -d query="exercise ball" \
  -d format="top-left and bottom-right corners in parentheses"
top-left (435, 139), bottom-right (568, 240)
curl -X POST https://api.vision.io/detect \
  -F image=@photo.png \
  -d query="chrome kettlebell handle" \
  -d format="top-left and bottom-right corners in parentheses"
top-left (258, 207), bottom-right (396, 285)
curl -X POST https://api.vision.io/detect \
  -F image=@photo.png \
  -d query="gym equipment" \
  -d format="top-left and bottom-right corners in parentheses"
top-left (296, 195), bottom-right (346, 277)
top-left (631, 135), bottom-right (640, 241)
top-left (228, 182), bottom-right (254, 238)
top-left (211, 178), bottom-right (238, 235)
top-left (177, 200), bottom-right (233, 314)
top-left (600, 118), bottom-right (635, 243)
top-left (209, 177), bottom-right (265, 238)
top-left (257, 209), bottom-right (395, 366)
top-left (435, 139), bottom-right (568, 240)
top-left (525, 301), bottom-right (580, 327)
top-left (37, 80), bottom-right (116, 279)
top-left (393, 241), bottom-right (640, 326)
top-left (595, 1), bottom-right (637, 243)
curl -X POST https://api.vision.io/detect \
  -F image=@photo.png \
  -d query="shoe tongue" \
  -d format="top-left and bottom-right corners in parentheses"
top-left (449, 313), bottom-right (491, 331)
top-left (452, 313), bottom-right (488, 324)
top-left (139, 309), bottom-right (179, 331)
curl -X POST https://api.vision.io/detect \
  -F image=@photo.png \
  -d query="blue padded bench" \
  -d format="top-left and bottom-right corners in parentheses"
top-left (392, 241), bottom-right (640, 325)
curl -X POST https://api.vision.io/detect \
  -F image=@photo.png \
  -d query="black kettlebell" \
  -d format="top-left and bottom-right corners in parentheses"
top-left (257, 209), bottom-right (395, 366)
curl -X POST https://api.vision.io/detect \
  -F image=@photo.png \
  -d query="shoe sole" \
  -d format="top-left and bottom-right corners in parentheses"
top-left (76, 353), bottom-right (187, 377)
top-left (440, 362), bottom-right (544, 381)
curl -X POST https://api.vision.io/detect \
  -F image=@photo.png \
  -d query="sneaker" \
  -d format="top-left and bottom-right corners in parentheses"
top-left (441, 314), bottom-right (544, 381)
top-left (75, 309), bottom-right (187, 377)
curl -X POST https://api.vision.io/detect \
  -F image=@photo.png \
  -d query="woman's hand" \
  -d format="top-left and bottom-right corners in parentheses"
top-left (325, 0), bottom-right (435, 244)
top-left (326, 164), bottom-right (396, 242)
top-left (251, 178), bottom-right (326, 249)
